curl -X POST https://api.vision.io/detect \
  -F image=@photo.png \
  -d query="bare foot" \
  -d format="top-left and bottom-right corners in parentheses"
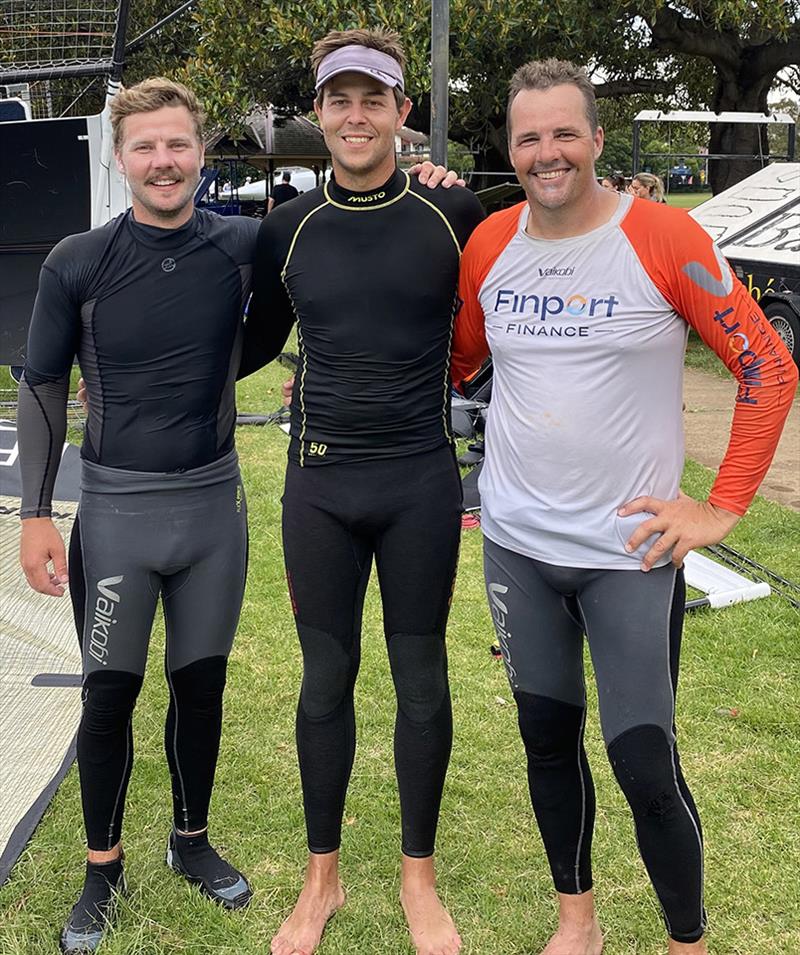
top-left (668, 940), bottom-right (708, 955)
top-left (271, 852), bottom-right (345, 955)
top-left (400, 855), bottom-right (462, 955)
top-left (540, 920), bottom-right (603, 955)
top-left (539, 891), bottom-right (603, 955)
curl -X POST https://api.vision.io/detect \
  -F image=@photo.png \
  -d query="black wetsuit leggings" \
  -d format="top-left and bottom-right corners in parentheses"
top-left (484, 538), bottom-right (706, 944)
top-left (282, 446), bottom-right (462, 857)
top-left (69, 467), bottom-right (248, 851)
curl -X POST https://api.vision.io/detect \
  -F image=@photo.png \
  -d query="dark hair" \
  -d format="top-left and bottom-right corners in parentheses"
top-left (602, 173), bottom-right (626, 191)
top-left (311, 28), bottom-right (406, 109)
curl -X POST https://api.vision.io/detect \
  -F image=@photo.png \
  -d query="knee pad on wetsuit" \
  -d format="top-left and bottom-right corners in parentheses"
top-left (386, 633), bottom-right (448, 724)
top-left (607, 724), bottom-right (679, 824)
top-left (297, 623), bottom-right (356, 720)
top-left (81, 670), bottom-right (143, 735)
top-left (515, 691), bottom-right (586, 760)
top-left (168, 655), bottom-right (228, 714)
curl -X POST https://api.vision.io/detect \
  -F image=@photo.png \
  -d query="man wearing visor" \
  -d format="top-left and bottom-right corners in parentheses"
top-left (244, 27), bottom-right (484, 955)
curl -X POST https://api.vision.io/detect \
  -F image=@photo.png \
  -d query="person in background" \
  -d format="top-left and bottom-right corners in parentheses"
top-left (600, 172), bottom-right (625, 191)
top-left (268, 170), bottom-right (300, 212)
top-left (628, 171), bottom-right (665, 202)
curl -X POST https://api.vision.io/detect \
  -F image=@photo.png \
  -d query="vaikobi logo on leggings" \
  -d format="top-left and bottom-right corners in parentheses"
top-left (488, 582), bottom-right (518, 688)
top-left (88, 575), bottom-right (124, 666)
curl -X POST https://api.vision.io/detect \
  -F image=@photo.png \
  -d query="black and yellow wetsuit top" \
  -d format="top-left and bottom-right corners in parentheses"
top-left (244, 168), bottom-right (485, 466)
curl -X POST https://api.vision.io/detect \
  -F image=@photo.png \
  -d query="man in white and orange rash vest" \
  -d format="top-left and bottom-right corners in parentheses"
top-left (452, 58), bottom-right (797, 955)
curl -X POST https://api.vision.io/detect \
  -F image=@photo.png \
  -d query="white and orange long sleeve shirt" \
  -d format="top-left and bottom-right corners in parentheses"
top-left (453, 193), bottom-right (797, 569)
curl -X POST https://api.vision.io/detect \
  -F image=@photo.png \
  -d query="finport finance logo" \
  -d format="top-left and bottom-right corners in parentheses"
top-left (493, 288), bottom-right (620, 320)
top-left (492, 287), bottom-right (620, 339)
top-left (712, 305), bottom-right (772, 406)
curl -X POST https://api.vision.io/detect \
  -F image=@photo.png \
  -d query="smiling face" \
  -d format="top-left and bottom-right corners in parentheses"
top-left (508, 83), bottom-right (604, 215)
top-left (114, 104), bottom-right (204, 227)
top-left (314, 72), bottom-right (411, 191)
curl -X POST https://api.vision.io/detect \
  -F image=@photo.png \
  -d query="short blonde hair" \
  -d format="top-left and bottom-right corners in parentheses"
top-left (311, 28), bottom-right (407, 109)
top-left (111, 77), bottom-right (205, 150)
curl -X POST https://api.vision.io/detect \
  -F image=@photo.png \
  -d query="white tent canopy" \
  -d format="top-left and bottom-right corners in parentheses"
top-left (220, 166), bottom-right (327, 201)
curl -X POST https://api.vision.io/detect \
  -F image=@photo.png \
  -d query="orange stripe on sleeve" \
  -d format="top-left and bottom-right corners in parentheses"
top-left (451, 203), bottom-right (523, 389)
top-left (620, 202), bottom-right (798, 514)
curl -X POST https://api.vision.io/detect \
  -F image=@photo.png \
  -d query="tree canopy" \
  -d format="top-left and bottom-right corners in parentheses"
top-left (634, 0), bottom-right (800, 190)
top-left (181, 0), bottom-right (796, 191)
top-left (176, 2), bottom-right (660, 182)
top-left (26, 0), bottom-right (794, 192)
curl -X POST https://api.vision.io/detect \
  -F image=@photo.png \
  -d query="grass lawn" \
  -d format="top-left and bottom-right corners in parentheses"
top-left (666, 191), bottom-right (712, 209)
top-left (1, 358), bottom-right (799, 954)
top-left (684, 329), bottom-right (730, 378)
top-left (684, 326), bottom-right (800, 384)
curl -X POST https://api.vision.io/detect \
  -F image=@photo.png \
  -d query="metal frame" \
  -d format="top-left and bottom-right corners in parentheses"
top-left (0, 0), bottom-right (132, 85)
top-left (632, 109), bottom-right (796, 175)
top-left (430, 0), bottom-right (449, 166)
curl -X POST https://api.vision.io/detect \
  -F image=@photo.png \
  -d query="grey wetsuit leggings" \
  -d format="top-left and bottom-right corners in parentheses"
top-left (484, 536), bottom-right (706, 944)
top-left (70, 453), bottom-right (248, 850)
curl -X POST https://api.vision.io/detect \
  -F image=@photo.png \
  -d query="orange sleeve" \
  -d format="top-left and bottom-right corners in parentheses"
top-left (621, 202), bottom-right (798, 515)
top-left (451, 203), bottom-right (522, 389)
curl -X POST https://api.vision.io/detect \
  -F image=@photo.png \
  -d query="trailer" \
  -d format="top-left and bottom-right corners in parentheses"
top-left (690, 163), bottom-right (800, 367)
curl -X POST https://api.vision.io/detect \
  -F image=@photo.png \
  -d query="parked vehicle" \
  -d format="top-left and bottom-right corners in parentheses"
top-left (691, 162), bottom-right (800, 368)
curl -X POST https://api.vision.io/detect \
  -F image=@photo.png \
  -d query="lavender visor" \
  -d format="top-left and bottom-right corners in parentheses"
top-left (315, 45), bottom-right (405, 92)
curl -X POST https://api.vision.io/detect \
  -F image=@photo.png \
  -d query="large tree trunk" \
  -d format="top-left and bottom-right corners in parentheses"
top-left (410, 93), bottom-right (514, 193)
top-left (708, 67), bottom-right (772, 194)
top-left (646, 6), bottom-right (797, 196)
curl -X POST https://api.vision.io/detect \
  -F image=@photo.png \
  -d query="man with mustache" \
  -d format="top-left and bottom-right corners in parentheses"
top-left (18, 78), bottom-right (260, 953)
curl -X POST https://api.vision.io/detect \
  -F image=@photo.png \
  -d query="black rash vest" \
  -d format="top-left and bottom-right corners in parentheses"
top-left (243, 168), bottom-right (485, 466)
top-left (18, 209), bottom-right (260, 518)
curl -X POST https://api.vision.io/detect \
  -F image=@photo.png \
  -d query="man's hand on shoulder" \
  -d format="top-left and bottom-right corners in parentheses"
top-left (20, 517), bottom-right (69, 596)
top-left (619, 491), bottom-right (741, 572)
top-left (409, 161), bottom-right (465, 189)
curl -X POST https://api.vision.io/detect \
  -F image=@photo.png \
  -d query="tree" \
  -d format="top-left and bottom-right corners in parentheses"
top-left (185, 0), bottom-right (681, 186)
top-left (627, 0), bottom-right (800, 192)
top-left (162, 1), bottom-right (795, 192)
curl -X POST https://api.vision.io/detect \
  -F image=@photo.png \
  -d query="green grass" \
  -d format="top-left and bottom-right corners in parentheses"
top-left (684, 329), bottom-right (730, 378)
top-left (1, 366), bottom-right (83, 392)
top-left (1, 360), bottom-right (799, 954)
top-left (666, 191), bottom-right (712, 209)
top-left (685, 330), bottom-right (800, 386)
